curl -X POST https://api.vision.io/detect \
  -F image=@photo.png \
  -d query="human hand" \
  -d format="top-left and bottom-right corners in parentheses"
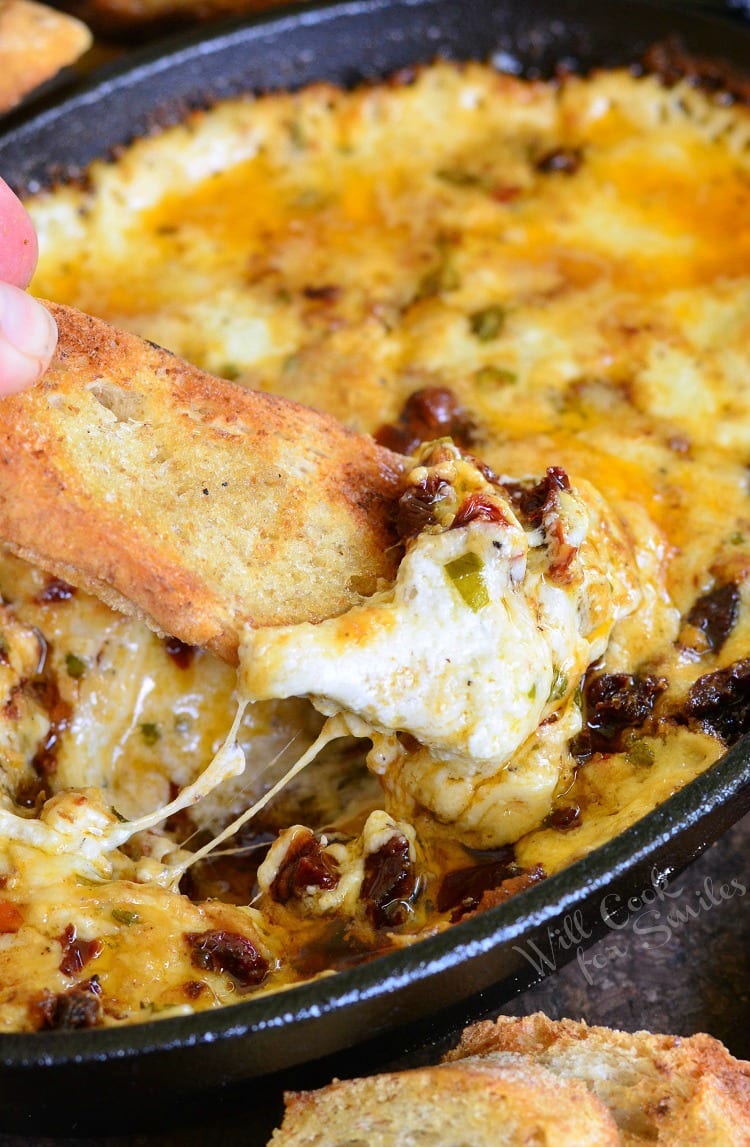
top-left (0, 176), bottom-right (57, 395)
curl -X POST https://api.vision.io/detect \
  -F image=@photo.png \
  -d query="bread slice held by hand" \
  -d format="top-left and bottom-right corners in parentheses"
top-left (0, 302), bottom-right (405, 661)
top-left (271, 1054), bottom-right (619, 1146)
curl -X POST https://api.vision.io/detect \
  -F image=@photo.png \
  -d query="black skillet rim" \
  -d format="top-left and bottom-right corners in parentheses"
top-left (0, 0), bottom-right (748, 1082)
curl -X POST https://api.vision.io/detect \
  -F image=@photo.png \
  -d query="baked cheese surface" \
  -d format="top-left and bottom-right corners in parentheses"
top-left (0, 63), bottom-right (745, 1029)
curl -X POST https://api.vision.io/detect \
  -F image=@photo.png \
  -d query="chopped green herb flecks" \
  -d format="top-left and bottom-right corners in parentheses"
top-left (626, 740), bottom-right (655, 768)
top-left (474, 365), bottom-right (517, 388)
top-left (289, 120), bottom-right (306, 149)
top-left (470, 305), bottom-right (505, 341)
top-left (417, 235), bottom-right (461, 299)
top-left (548, 666), bottom-right (569, 702)
top-left (436, 168), bottom-right (481, 187)
top-left (112, 908), bottom-right (140, 926)
top-left (418, 256), bottom-right (461, 298)
top-left (445, 551), bottom-right (489, 611)
top-left (65, 653), bottom-right (86, 679)
top-left (140, 722), bottom-right (161, 746)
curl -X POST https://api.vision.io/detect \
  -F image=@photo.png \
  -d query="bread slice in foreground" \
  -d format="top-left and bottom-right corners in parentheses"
top-left (271, 1053), bottom-right (619, 1146)
top-left (271, 1013), bottom-right (750, 1145)
top-left (0, 303), bottom-right (405, 662)
top-left (0, 0), bottom-right (91, 113)
top-left (446, 1013), bottom-right (750, 1146)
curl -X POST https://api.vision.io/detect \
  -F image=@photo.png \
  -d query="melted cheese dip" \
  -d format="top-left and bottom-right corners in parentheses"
top-left (0, 63), bottom-right (745, 1030)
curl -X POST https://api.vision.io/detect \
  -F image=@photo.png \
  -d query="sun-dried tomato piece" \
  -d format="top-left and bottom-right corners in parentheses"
top-left (451, 493), bottom-right (509, 530)
top-left (395, 473), bottom-right (450, 540)
top-left (58, 924), bottom-right (103, 977)
top-left (683, 659), bottom-right (750, 745)
top-left (29, 673), bottom-right (72, 778)
top-left (36, 578), bottom-right (77, 604)
top-left (505, 467), bottom-right (570, 529)
top-left (0, 901), bottom-right (23, 933)
top-left (361, 834), bottom-right (416, 929)
top-left (545, 805), bottom-right (582, 832)
top-left (439, 854), bottom-right (545, 922)
top-left (164, 636), bottom-right (196, 670)
top-left (685, 583), bottom-right (740, 653)
top-left (374, 387), bottom-right (476, 456)
top-left (470, 865), bottom-right (546, 917)
top-left (582, 673), bottom-right (667, 753)
top-left (270, 830), bottom-right (340, 903)
top-left (34, 979), bottom-right (102, 1031)
top-left (184, 929), bottom-right (269, 990)
top-left (437, 849), bottom-right (515, 917)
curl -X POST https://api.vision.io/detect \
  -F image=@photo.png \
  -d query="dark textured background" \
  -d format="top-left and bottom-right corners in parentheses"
top-left (1, 0), bottom-right (749, 1141)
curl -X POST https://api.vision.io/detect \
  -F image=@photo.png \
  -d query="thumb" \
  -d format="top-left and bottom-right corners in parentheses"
top-left (0, 178), bottom-right (38, 288)
top-left (0, 283), bottom-right (57, 395)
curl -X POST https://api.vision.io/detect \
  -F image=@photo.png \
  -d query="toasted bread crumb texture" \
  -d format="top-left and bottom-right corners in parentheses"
top-left (271, 1054), bottom-right (619, 1146)
top-left (270, 1014), bottom-right (750, 1145)
top-left (446, 1013), bottom-right (750, 1146)
top-left (0, 302), bottom-right (403, 660)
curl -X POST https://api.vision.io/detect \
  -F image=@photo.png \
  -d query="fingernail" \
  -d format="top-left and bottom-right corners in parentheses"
top-left (0, 283), bottom-right (57, 395)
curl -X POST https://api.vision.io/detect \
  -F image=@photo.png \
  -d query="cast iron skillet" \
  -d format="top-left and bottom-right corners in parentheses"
top-left (0, 0), bottom-right (749, 1134)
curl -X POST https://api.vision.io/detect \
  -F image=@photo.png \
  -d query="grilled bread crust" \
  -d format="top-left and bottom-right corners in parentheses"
top-left (271, 1053), bottom-right (620, 1146)
top-left (446, 1013), bottom-right (750, 1146)
top-left (0, 0), bottom-right (91, 112)
top-left (59, 0), bottom-right (297, 35)
top-left (271, 1014), bottom-right (750, 1145)
top-left (0, 302), bottom-right (404, 662)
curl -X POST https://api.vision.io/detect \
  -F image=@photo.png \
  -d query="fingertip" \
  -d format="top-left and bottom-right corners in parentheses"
top-left (0, 285), bottom-right (57, 395)
top-left (0, 179), bottom-right (37, 289)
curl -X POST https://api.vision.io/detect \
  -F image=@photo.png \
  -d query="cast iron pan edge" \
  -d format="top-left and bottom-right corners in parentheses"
top-left (5, 0), bottom-right (750, 191)
top-left (0, 0), bottom-right (748, 1129)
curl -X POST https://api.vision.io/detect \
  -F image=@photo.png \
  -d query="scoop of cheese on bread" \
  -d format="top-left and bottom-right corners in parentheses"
top-left (242, 442), bottom-right (641, 846)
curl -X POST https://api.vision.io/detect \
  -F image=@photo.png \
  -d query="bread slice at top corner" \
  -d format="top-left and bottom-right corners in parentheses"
top-left (271, 1053), bottom-right (619, 1146)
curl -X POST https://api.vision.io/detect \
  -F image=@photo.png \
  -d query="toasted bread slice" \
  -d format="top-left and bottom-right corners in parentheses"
top-left (59, 0), bottom-right (297, 36)
top-left (0, 0), bottom-right (91, 113)
top-left (446, 1013), bottom-right (750, 1146)
top-left (0, 302), bottom-right (405, 662)
top-left (271, 1053), bottom-right (619, 1146)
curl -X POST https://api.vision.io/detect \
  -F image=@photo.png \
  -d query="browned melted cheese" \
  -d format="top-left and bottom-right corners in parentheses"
top-left (0, 63), bottom-right (744, 1030)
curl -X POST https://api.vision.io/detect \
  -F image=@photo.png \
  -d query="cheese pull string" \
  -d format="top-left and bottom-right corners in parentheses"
top-left (104, 700), bottom-right (250, 850)
top-left (0, 701), bottom-right (250, 877)
top-left (162, 713), bottom-right (352, 887)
